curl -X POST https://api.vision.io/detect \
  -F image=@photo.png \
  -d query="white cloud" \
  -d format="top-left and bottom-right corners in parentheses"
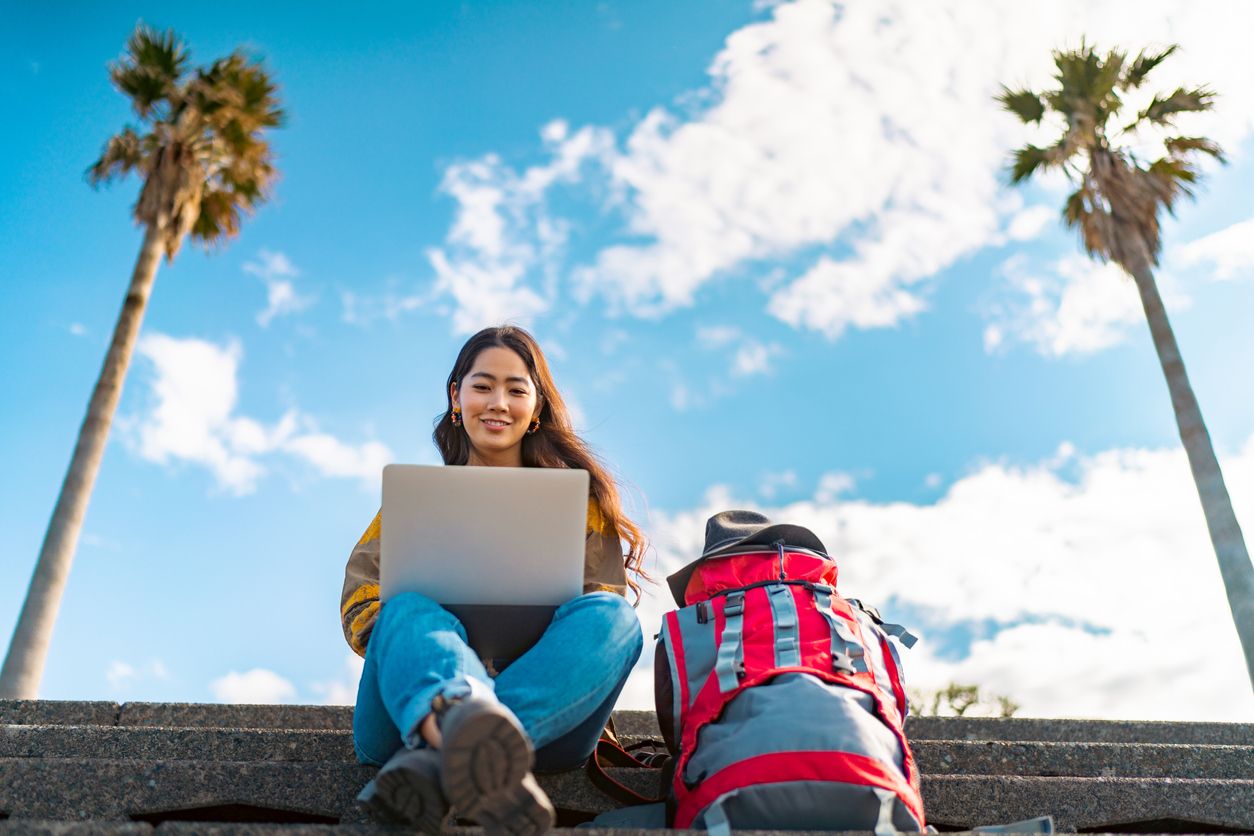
top-left (814, 471), bottom-right (856, 503)
top-left (600, 328), bottom-right (630, 355)
top-left (669, 382), bottom-right (692, 412)
top-left (310, 653), bottom-right (365, 706)
top-left (694, 325), bottom-right (783, 377)
top-left (695, 324), bottom-right (742, 349)
top-left (69, 322), bottom-right (87, 337)
top-left (578, 1), bottom-right (1044, 329)
top-left (340, 288), bottom-right (424, 327)
top-left (1006, 206), bottom-right (1056, 242)
top-left (282, 433), bottom-right (392, 484)
top-left (1174, 216), bottom-right (1254, 281)
top-left (731, 340), bottom-right (783, 377)
top-left (984, 254), bottom-right (1153, 357)
top-left (133, 333), bottom-right (392, 494)
top-left (427, 123), bottom-right (616, 334)
top-left (106, 659), bottom-right (170, 693)
top-left (106, 661), bottom-right (135, 688)
top-left (769, 254), bottom-right (931, 338)
top-left (429, 0), bottom-right (1254, 340)
top-left (211, 668), bottom-right (297, 704)
top-left (244, 250), bottom-right (313, 328)
top-left (134, 335), bottom-right (264, 493)
top-left (622, 435), bottom-right (1254, 721)
top-left (759, 469), bottom-right (798, 500)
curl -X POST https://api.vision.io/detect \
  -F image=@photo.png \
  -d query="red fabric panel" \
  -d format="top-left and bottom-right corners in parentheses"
top-left (674, 750), bottom-right (926, 829)
top-left (686, 551), bottom-right (838, 604)
top-left (879, 634), bottom-right (909, 722)
top-left (680, 596), bottom-right (731, 753)
top-left (741, 586), bottom-right (775, 675)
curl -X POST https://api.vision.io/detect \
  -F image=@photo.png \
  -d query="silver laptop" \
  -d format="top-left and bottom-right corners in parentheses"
top-left (380, 464), bottom-right (589, 660)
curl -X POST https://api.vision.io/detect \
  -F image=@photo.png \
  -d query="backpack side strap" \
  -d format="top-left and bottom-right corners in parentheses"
top-left (585, 735), bottom-right (671, 806)
top-left (713, 590), bottom-right (747, 692)
top-left (813, 587), bottom-right (867, 674)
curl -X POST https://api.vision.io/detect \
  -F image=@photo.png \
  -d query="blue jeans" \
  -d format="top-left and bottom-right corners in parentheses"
top-left (353, 590), bottom-right (643, 772)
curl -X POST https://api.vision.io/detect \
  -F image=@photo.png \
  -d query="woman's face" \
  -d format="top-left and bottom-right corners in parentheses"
top-left (451, 346), bottom-right (542, 467)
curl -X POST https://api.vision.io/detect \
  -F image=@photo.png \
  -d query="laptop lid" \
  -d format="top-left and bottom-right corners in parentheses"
top-left (380, 464), bottom-right (589, 608)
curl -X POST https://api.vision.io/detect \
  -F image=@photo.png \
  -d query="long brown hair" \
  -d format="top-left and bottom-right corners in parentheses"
top-left (432, 325), bottom-right (649, 601)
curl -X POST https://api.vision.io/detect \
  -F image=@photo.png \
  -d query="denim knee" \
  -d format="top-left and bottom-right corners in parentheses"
top-left (374, 590), bottom-right (449, 630)
top-left (564, 591), bottom-right (644, 668)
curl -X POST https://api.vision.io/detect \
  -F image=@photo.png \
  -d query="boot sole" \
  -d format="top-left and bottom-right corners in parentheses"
top-left (357, 763), bottom-right (448, 832)
top-left (440, 709), bottom-right (555, 836)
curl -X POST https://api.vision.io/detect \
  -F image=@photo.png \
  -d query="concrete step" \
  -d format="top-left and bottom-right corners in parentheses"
top-left (0, 702), bottom-right (121, 728)
top-left (0, 702), bottom-right (350, 732)
top-left (5, 725), bottom-right (1251, 780)
top-left (913, 739), bottom-right (1254, 779)
top-left (1, 758), bottom-right (1252, 832)
top-left (903, 716), bottom-right (1254, 746)
top-left (9, 701), bottom-right (1252, 748)
top-left (0, 726), bottom-right (354, 763)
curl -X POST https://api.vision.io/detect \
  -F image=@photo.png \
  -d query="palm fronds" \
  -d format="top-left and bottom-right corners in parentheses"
top-left (87, 127), bottom-right (151, 185)
top-left (1163, 136), bottom-right (1225, 162)
top-left (87, 22), bottom-right (284, 258)
top-left (109, 25), bottom-right (188, 120)
top-left (1122, 45), bottom-right (1177, 90)
top-left (997, 87), bottom-right (1046, 125)
top-left (1131, 86), bottom-right (1217, 130)
top-left (997, 40), bottom-right (1223, 270)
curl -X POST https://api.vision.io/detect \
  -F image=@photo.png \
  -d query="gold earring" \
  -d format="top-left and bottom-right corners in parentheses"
top-left (527, 419), bottom-right (541, 435)
top-left (451, 408), bottom-right (462, 426)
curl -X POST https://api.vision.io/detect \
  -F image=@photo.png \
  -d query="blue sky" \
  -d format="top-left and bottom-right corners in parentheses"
top-left (3, 0), bottom-right (1253, 719)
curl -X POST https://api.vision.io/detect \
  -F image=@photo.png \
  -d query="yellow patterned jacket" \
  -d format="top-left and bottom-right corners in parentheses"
top-left (340, 502), bottom-right (629, 656)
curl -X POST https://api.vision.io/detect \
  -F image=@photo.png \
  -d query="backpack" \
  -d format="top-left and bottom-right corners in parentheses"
top-left (652, 540), bottom-right (926, 831)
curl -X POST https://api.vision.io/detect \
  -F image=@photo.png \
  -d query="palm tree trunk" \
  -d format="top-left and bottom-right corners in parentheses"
top-left (1129, 259), bottom-right (1254, 688)
top-left (0, 224), bottom-right (165, 699)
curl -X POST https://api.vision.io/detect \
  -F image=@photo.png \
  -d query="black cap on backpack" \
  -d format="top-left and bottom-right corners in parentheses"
top-left (665, 510), bottom-right (828, 606)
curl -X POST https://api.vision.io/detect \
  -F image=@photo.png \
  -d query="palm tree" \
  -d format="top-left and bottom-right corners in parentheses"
top-left (0, 25), bottom-right (283, 698)
top-left (999, 42), bottom-right (1254, 687)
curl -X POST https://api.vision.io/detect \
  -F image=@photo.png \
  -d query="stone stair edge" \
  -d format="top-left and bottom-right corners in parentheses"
top-left (1, 760), bottom-right (1251, 831)
top-left (3, 729), bottom-right (1252, 779)
top-left (1, 830), bottom-right (1250, 836)
top-left (4, 701), bottom-right (1251, 742)
top-left (4, 831), bottom-right (1092, 836)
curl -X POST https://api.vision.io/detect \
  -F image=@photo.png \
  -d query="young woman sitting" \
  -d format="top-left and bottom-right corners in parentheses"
top-left (340, 325), bottom-right (647, 835)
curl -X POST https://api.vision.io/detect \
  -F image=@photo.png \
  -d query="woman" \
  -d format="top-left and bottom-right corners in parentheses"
top-left (341, 325), bottom-right (647, 835)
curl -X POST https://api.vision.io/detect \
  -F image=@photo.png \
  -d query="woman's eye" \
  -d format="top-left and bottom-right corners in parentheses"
top-left (473, 384), bottom-right (490, 392)
top-left (512, 389), bottom-right (527, 396)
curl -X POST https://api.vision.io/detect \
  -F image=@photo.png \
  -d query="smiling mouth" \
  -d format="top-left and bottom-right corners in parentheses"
top-left (481, 418), bottom-right (510, 428)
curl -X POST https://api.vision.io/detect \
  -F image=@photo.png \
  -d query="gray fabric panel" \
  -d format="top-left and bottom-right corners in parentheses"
top-left (815, 590), bottom-right (868, 674)
top-left (682, 672), bottom-right (906, 784)
top-left (588, 801), bottom-right (668, 828)
top-left (692, 780), bottom-right (923, 831)
top-left (714, 592), bottom-right (746, 693)
top-left (884, 627), bottom-right (911, 718)
top-left (874, 786), bottom-right (899, 836)
top-left (882, 620), bottom-right (919, 648)
top-left (660, 629), bottom-right (683, 741)
top-left (851, 607), bottom-right (900, 718)
top-left (767, 584), bottom-right (802, 668)
top-left (673, 602), bottom-right (718, 709)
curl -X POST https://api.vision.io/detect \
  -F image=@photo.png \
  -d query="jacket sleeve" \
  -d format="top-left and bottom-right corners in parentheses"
top-left (582, 501), bottom-right (628, 597)
top-left (341, 510), bottom-right (382, 657)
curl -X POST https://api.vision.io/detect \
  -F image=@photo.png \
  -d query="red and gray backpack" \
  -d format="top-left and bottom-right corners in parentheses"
top-left (593, 510), bottom-right (925, 831)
